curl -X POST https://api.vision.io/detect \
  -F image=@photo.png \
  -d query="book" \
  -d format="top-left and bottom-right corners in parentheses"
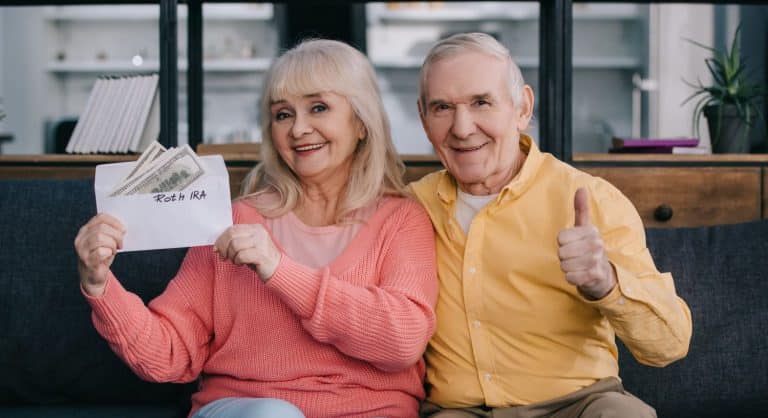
top-left (609, 146), bottom-right (676, 154)
top-left (65, 77), bottom-right (103, 154)
top-left (611, 137), bottom-right (700, 149)
top-left (65, 74), bottom-right (160, 154)
top-left (671, 146), bottom-right (711, 155)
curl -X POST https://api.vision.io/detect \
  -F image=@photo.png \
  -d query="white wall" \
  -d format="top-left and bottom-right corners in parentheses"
top-left (649, 4), bottom-right (714, 149)
top-left (1, 7), bottom-right (49, 154)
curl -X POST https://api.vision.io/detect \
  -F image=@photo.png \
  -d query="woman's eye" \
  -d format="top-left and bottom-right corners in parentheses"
top-left (274, 110), bottom-right (292, 121)
top-left (311, 103), bottom-right (328, 113)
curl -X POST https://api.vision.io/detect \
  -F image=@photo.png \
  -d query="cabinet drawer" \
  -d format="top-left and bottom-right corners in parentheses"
top-left (581, 167), bottom-right (762, 228)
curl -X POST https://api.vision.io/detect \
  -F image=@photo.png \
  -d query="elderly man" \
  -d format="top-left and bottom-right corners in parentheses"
top-left (410, 32), bottom-right (692, 418)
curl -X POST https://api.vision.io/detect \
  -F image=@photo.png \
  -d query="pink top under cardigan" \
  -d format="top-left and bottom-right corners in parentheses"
top-left (84, 196), bottom-right (438, 417)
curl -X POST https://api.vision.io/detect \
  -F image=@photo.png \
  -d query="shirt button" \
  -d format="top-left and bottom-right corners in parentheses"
top-left (484, 373), bottom-right (492, 382)
top-left (468, 267), bottom-right (477, 274)
top-left (472, 320), bottom-right (481, 328)
top-left (618, 297), bottom-right (626, 305)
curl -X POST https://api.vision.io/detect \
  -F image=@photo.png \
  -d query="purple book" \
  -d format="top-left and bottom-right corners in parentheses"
top-left (612, 137), bottom-right (699, 148)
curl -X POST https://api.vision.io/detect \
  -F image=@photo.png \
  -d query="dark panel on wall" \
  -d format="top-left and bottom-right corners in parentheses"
top-left (539, 0), bottom-right (572, 160)
top-left (740, 5), bottom-right (768, 153)
top-left (282, 3), bottom-right (366, 53)
top-left (159, 0), bottom-right (178, 148)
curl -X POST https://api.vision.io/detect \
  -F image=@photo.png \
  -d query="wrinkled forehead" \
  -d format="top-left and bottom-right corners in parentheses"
top-left (425, 56), bottom-right (509, 98)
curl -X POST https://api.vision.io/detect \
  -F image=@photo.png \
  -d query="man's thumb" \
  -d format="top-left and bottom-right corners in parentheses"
top-left (574, 187), bottom-right (591, 226)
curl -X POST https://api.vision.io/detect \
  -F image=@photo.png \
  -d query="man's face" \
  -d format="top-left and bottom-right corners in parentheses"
top-left (419, 51), bottom-right (533, 194)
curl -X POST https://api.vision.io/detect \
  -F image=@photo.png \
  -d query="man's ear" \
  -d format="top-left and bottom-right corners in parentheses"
top-left (516, 85), bottom-right (535, 131)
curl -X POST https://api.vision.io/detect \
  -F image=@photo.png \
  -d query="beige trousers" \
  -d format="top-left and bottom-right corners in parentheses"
top-left (420, 377), bottom-right (656, 418)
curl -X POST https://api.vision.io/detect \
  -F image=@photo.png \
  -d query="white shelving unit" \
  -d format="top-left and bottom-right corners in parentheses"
top-left (47, 58), bottom-right (273, 74)
top-left (40, 4), bottom-right (277, 148)
top-left (372, 56), bottom-right (639, 70)
top-left (366, 1), bottom-right (647, 154)
top-left (368, 2), bottom-right (640, 23)
top-left (43, 4), bottom-right (273, 21)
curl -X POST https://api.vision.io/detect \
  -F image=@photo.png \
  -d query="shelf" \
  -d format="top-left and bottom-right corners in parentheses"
top-left (47, 58), bottom-right (272, 74)
top-left (0, 154), bottom-right (137, 164)
top-left (369, 7), bottom-right (538, 23)
top-left (372, 56), bottom-right (639, 70)
top-left (573, 56), bottom-right (641, 69)
top-left (367, 3), bottom-right (640, 23)
top-left (574, 153), bottom-right (768, 164)
top-left (43, 4), bottom-right (273, 21)
top-left (0, 153), bottom-right (440, 166)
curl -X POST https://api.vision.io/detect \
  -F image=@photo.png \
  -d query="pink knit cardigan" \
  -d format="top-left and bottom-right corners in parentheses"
top-left (85, 197), bottom-right (438, 417)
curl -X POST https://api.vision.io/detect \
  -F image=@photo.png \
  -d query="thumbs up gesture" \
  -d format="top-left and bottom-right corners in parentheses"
top-left (557, 187), bottom-right (617, 300)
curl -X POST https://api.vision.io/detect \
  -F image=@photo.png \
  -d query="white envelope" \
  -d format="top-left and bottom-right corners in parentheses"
top-left (95, 155), bottom-right (233, 252)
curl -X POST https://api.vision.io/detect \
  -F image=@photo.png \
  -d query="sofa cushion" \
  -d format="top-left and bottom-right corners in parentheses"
top-left (618, 220), bottom-right (768, 418)
top-left (0, 178), bottom-right (194, 411)
top-left (0, 405), bottom-right (184, 418)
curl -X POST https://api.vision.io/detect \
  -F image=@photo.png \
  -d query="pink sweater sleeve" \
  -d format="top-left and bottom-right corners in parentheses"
top-left (265, 201), bottom-right (438, 372)
top-left (84, 246), bottom-right (215, 383)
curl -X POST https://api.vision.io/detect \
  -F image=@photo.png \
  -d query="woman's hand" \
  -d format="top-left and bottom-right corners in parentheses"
top-left (74, 213), bottom-right (125, 297)
top-left (214, 224), bottom-right (282, 281)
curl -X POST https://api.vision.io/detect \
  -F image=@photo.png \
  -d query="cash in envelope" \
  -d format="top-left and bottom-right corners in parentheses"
top-left (109, 142), bottom-right (206, 197)
top-left (95, 141), bottom-right (233, 252)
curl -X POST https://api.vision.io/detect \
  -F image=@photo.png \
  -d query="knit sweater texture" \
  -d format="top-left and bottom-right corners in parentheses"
top-left (85, 197), bottom-right (438, 417)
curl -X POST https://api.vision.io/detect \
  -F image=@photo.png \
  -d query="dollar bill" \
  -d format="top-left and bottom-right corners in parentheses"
top-left (109, 145), bottom-right (205, 196)
top-left (122, 141), bottom-right (167, 184)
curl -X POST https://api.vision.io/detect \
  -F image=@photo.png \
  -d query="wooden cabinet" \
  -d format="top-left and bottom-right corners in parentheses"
top-left (581, 166), bottom-right (762, 228)
top-left (3, 153), bottom-right (766, 229)
top-left (0, 153), bottom-right (444, 200)
top-left (575, 154), bottom-right (768, 228)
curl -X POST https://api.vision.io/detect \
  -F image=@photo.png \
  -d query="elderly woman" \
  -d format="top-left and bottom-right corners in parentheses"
top-left (74, 39), bottom-right (438, 418)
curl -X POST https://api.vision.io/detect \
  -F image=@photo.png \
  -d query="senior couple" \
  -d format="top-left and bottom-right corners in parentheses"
top-left (75, 33), bottom-right (692, 418)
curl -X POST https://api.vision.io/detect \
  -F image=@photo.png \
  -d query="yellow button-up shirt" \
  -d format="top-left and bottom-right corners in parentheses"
top-left (410, 136), bottom-right (692, 408)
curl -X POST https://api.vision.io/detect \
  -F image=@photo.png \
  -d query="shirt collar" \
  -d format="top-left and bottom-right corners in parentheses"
top-left (436, 134), bottom-right (545, 206)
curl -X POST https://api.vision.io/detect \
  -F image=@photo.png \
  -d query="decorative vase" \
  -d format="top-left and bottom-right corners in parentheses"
top-left (704, 104), bottom-right (751, 153)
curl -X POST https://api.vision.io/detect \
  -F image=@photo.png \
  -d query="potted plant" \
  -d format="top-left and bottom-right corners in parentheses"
top-left (684, 26), bottom-right (766, 153)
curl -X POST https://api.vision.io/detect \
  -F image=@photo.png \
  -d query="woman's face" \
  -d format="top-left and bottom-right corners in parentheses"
top-left (270, 91), bottom-right (365, 187)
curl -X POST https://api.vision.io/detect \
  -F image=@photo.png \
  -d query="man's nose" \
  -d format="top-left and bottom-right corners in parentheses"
top-left (291, 113), bottom-right (313, 138)
top-left (450, 105), bottom-right (476, 139)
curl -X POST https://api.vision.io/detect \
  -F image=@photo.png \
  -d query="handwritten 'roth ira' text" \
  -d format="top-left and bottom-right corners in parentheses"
top-left (153, 190), bottom-right (207, 203)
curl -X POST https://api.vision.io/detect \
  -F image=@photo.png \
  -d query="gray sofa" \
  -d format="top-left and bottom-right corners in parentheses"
top-left (1, 178), bottom-right (766, 418)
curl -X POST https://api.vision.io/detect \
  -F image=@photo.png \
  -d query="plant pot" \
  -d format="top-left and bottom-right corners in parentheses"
top-left (704, 104), bottom-right (751, 153)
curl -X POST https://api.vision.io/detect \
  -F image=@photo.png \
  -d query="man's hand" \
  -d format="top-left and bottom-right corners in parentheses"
top-left (214, 224), bottom-right (282, 281)
top-left (557, 187), bottom-right (617, 300)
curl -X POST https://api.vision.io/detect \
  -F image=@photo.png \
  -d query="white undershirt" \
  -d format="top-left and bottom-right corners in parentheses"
top-left (455, 190), bottom-right (498, 233)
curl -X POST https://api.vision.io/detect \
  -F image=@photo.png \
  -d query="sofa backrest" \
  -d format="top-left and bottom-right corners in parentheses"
top-left (619, 221), bottom-right (768, 418)
top-left (2, 178), bottom-right (767, 417)
top-left (0, 178), bottom-right (194, 410)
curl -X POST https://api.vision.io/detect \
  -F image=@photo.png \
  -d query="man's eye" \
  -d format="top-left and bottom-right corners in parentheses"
top-left (311, 103), bottom-right (328, 113)
top-left (475, 99), bottom-right (490, 106)
top-left (434, 104), bottom-right (451, 112)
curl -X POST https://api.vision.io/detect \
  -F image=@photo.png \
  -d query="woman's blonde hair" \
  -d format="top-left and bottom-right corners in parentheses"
top-left (419, 32), bottom-right (526, 113)
top-left (240, 39), bottom-right (406, 222)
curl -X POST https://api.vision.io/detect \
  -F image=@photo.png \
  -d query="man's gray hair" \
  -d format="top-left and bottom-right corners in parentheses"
top-left (419, 32), bottom-right (525, 113)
